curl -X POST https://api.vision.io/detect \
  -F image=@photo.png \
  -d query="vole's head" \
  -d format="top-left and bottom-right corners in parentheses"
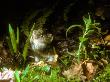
top-left (30, 29), bottom-right (53, 51)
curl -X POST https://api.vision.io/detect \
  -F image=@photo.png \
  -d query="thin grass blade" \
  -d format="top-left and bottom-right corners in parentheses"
top-left (9, 24), bottom-right (17, 53)
top-left (66, 25), bottom-right (81, 38)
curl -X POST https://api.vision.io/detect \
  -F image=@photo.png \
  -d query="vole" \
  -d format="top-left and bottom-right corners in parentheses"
top-left (29, 28), bottom-right (58, 63)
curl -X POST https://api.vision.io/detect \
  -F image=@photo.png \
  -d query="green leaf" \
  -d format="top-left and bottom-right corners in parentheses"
top-left (92, 44), bottom-right (100, 49)
top-left (83, 14), bottom-right (92, 29)
top-left (30, 75), bottom-right (39, 82)
top-left (87, 30), bottom-right (94, 34)
top-left (7, 37), bottom-right (14, 55)
top-left (41, 65), bottom-right (51, 72)
top-left (21, 65), bottom-right (30, 80)
top-left (66, 25), bottom-right (81, 38)
top-left (22, 39), bottom-right (29, 61)
top-left (85, 30), bottom-right (94, 36)
top-left (9, 24), bottom-right (17, 53)
top-left (79, 37), bottom-right (88, 42)
top-left (22, 23), bottom-right (35, 62)
top-left (34, 65), bottom-right (50, 72)
top-left (16, 27), bottom-right (19, 45)
top-left (14, 70), bottom-right (20, 82)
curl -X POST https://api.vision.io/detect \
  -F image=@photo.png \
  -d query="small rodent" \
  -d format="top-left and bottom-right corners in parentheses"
top-left (30, 28), bottom-right (55, 62)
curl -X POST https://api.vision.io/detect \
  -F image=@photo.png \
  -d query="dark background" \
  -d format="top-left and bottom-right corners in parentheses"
top-left (0, 0), bottom-right (55, 30)
top-left (0, 0), bottom-right (110, 36)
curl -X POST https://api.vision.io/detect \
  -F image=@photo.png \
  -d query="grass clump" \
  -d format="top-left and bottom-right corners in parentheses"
top-left (8, 24), bottom-right (19, 54)
top-left (14, 65), bottom-right (67, 82)
top-left (8, 23), bottom-right (35, 64)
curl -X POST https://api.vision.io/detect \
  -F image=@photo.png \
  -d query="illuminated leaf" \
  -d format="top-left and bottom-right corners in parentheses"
top-left (9, 24), bottom-right (17, 53)
top-left (83, 14), bottom-right (92, 29)
top-left (14, 70), bottom-right (20, 82)
top-left (21, 65), bottom-right (30, 80)
top-left (79, 37), bottom-right (88, 42)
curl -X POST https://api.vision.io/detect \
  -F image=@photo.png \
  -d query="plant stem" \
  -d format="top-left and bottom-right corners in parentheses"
top-left (77, 42), bottom-right (82, 63)
top-left (77, 29), bottom-right (88, 63)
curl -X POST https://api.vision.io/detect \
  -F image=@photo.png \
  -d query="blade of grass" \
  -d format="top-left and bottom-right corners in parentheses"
top-left (16, 27), bottom-right (19, 45)
top-left (21, 65), bottom-right (30, 80)
top-left (14, 70), bottom-right (21, 82)
top-left (7, 37), bottom-right (14, 55)
top-left (22, 23), bottom-right (35, 62)
top-left (66, 25), bottom-right (81, 38)
top-left (9, 24), bottom-right (17, 53)
top-left (83, 14), bottom-right (91, 30)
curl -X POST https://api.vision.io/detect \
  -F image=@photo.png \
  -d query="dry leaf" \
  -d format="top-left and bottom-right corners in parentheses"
top-left (62, 63), bottom-right (83, 80)
top-left (82, 60), bottom-right (97, 81)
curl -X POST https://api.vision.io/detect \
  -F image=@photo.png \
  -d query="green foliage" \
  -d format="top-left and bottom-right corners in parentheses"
top-left (60, 52), bottom-right (73, 67)
top-left (21, 65), bottom-right (30, 80)
top-left (14, 65), bottom-right (69, 82)
top-left (9, 24), bottom-right (19, 54)
top-left (34, 65), bottom-right (51, 73)
top-left (66, 14), bottom-right (100, 63)
top-left (27, 66), bottom-right (66, 82)
top-left (14, 70), bottom-right (21, 82)
top-left (14, 65), bottom-right (30, 82)
top-left (83, 14), bottom-right (91, 29)
top-left (93, 64), bottom-right (110, 82)
top-left (8, 23), bottom-right (35, 63)
top-left (17, 27), bottom-right (19, 45)
top-left (22, 23), bottom-right (35, 61)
